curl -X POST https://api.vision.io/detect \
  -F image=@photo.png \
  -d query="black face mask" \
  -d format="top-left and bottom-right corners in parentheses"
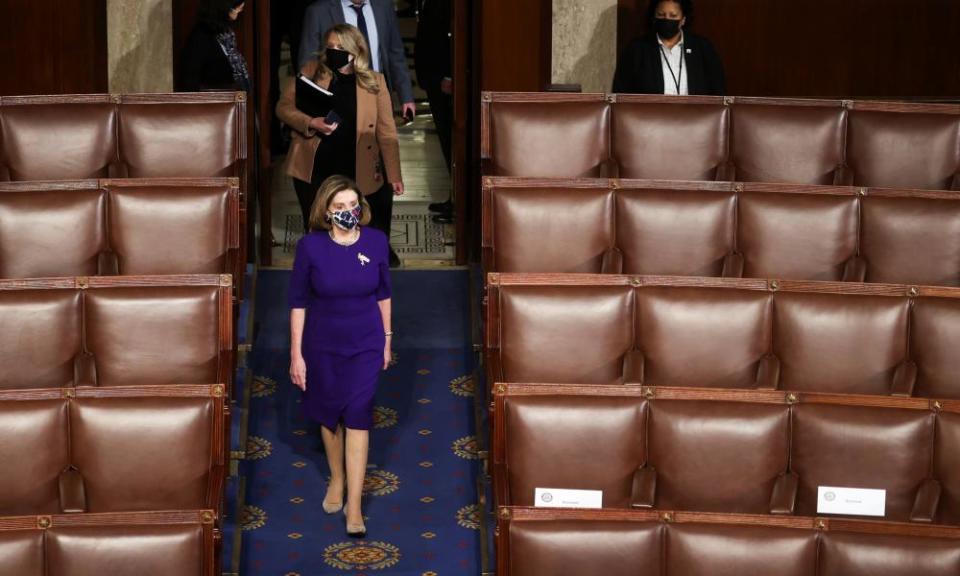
top-left (326, 48), bottom-right (352, 70)
top-left (654, 17), bottom-right (682, 40)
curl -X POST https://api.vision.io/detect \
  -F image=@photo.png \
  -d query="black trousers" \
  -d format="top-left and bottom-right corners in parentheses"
top-left (293, 177), bottom-right (319, 232)
top-left (365, 180), bottom-right (394, 246)
top-left (424, 84), bottom-right (453, 174)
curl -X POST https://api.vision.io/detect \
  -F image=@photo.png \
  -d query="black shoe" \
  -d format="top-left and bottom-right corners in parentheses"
top-left (428, 200), bottom-right (453, 213)
top-left (389, 249), bottom-right (401, 268)
top-left (432, 213), bottom-right (454, 224)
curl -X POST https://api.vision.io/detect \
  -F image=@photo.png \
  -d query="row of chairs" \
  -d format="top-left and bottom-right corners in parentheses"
top-left (0, 92), bottom-right (248, 286)
top-left (1, 385), bottom-right (225, 517)
top-left (493, 384), bottom-right (958, 523)
top-left (0, 91), bottom-right (248, 574)
top-left (0, 275), bottom-right (233, 390)
top-left (486, 274), bottom-right (960, 399)
top-left (482, 92), bottom-right (960, 191)
top-left (499, 507), bottom-right (960, 576)
top-left (483, 92), bottom-right (960, 572)
top-left (483, 178), bottom-right (960, 286)
top-left (0, 510), bottom-right (217, 576)
top-left (0, 178), bottom-right (241, 283)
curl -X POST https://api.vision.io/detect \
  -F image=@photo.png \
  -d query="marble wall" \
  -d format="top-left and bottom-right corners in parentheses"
top-left (552, 0), bottom-right (618, 93)
top-left (108, 0), bottom-right (173, 93)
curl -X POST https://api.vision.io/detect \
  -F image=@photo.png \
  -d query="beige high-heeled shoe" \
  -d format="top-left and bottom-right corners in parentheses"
top-left (344, 509), bottom-right (366, 538)
top-left (322, 485), bottom-right (343, 514)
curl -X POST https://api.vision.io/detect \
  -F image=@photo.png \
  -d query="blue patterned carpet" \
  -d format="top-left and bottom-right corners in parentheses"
top-left (230, 269), bottom-right (481, 575)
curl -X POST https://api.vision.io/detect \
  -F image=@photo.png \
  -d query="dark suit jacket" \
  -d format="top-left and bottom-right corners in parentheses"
top-left (298, 0), bottom-right (414, 103)
top-left (414, 0), bottom-right (451, 92)
top-left (612, 32), bottom-right (726, 96)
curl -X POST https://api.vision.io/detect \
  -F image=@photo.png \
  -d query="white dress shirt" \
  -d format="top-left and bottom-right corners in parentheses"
top-left (341, 0), bottom-right (381, 72)
top-left (658, 32), bottom-right (688, 96)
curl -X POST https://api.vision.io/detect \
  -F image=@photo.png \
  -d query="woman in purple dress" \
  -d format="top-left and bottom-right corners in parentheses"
top-left (289, 175), bottom-right (392, 538)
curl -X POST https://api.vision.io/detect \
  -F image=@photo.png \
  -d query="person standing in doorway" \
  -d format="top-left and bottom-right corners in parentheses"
top-left (276, 24), bottom-right (404, 239)
top-left (612, 0), bottom-right (725, 95)
top-left (416, 0), bottom-right (455, 223)
top-left (289, 175), bottom-right (393, 538)
top-left (179, 0), bottom-right (251, 92)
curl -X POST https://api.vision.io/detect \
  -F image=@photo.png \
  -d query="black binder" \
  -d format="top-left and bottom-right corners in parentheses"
top-left (295, 74), bottom-right (335, 118)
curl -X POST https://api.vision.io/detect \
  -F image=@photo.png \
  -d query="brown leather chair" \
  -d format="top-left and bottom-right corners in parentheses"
top-left (503, 395), bottom-right (646, 507)
top-left (70, 395), bottom-right (219, 513)
top-left (0, 290), bottom-right (83, 390)
top-left (486, 100), bottom-right (610, 177)
top-left (636, 287), bottom-right (772, 388)
top-left (0, 186), bottom-right (106, 279)
top-left (912, 298), bottom-right (960, 400)
top-left (818, 531), bottom-right (960, 576)
top-left (0, 510), bottom-right (216, 576)
top-left (640, 400), bottom-right (790, 514)
top-left (489, 186), bottom-right (615, 273)
top-left (117, 100), bottom-right (240, 179)
top-left (790, 403), bottom-right (934, 521)
top-left (730, 102), bottom-right (848, 185)
top-left (0, 397), bottom-right (69, 514)
top-left (612, 100), bottom-right (729, 180)
top-left (737, 191), bottom-right (860, 281)
top-left (497, 285), bottom-right (634, 384)
top-left (773, 292), bottom-right (909, 394)
top-left (936, 412), bottom-right (960, 525)
top-left (508, 519), bottom-right (662, 576)
top-left (0, 528), bottom-right (43, 576)
top-left (84, 286), bottom-right (223, 386)
top-left (616, 187), bottom-right (737, 277)
top-left (847, 109), bottom-right (960, 190)
top-left (860, 195), bottom-right (960, 286)
top-left (666, 523), bottom-right (818, 576)
top-left (0, 97), bottom-right (118, 181)
top-left (108, 183), bottom-right (234, 275)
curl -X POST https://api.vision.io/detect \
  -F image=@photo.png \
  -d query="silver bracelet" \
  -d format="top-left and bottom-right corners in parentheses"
top-left (385, 331), bottom-right (394, 337)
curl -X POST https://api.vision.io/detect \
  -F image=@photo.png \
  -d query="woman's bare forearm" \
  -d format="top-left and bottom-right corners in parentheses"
top-left (290, 308), bottom-right (306, 359)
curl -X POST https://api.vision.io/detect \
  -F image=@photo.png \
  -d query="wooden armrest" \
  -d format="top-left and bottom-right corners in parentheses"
top-left (841, 255), bottom-right (867, 282)
top-left (59, 468), bottom-right (87, 513)
top-left (721, 252), bottom-right (744, 278)
top-left (832, 165), bottom-right (854, 186)
top-left (73, 352), bottom-right (97, 387)
top-left (601, 248), bottom-right (623, 274)
top-left (910, 479), bottom-right (941, 523)
top-left (755, 354), bottom-right (781, 390)
top-left (769, 472), bottom-right (799, 515)
top-left (623, 350), bottom-right (645, 385)
top-left (630, 466), bottom-right (657, 508)
top-left (716, 162), bottom-right (736, 182)
top-left (97, 251), bottom-right (119, 276)
top-left (891, 360), bottom-right (917, 397)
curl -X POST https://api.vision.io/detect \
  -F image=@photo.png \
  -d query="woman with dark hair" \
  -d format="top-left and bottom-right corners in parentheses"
top-left (179, 0), bottom-right (250, 92)
top-left (612, 0), bottom-right (725, 95)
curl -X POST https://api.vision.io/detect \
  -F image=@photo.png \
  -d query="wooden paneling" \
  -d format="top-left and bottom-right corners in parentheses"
top-left (0, 0), bottom-right (108, 96)
top-left (617, 0), bottom-right (960, 99)
top-left (479, 0), bottom-right (552, 91)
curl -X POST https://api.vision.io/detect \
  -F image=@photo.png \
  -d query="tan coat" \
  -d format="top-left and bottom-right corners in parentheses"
top-left (276, 62), bottom-right (402, 195)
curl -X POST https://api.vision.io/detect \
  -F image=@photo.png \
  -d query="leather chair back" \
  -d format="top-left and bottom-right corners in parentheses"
top-left (613, 100), bottom-right (728, 180)
top-left (791, 403), bottom-right (933, 520)
top-left (912, 298), bottom-right (960, 399)
top-left (667, 523), bottom-right (817, 576)
top-left (731, 102), bottom-right (846, 185)
top-left (819, 531), bottom-right (960, 576)
top-left (0, 399), bottom-right (68, 514)
top-left (847, 109), bottom-right (960, 189)
top-left (617, 187), bottom-right (735, 276)
top-left (0, 290), bottom-right (82, 390)
top-left (936, 412), bottom-right (960, 525)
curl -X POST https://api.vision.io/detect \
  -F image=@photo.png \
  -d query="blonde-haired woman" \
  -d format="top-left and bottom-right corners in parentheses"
top-left (277, 23), bottom-right (403, 237)
top-left (289, 174), bottom-right (392, 538)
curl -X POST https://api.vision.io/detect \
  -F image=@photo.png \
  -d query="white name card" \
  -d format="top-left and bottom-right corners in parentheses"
top-left (817, 486), bottom-right (886, 517)
top-left (534, 488), bottom-right (603, 509)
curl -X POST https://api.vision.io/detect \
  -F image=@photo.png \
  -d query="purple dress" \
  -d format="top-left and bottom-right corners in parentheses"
top-left (288, 227), bottom-right (392, 431)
